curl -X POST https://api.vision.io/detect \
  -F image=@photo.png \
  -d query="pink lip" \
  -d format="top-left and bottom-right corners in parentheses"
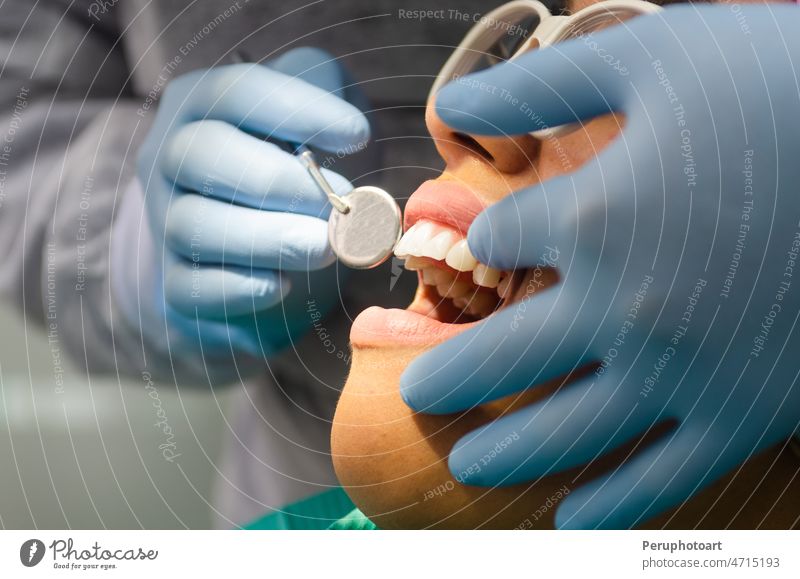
top-left (404, 180), bottom-right (487, 235)
top-left (350, 306), bottom-right (478, 348)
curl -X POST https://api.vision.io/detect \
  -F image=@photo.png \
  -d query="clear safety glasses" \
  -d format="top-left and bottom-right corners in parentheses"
top-left (430, 0), bottom-right (662, 136)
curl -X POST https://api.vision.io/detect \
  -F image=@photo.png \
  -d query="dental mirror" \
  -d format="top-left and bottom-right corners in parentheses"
top-left (327, 186), bottom-right (403, 269)
top-left (295, 146), bottom-right (403, 269)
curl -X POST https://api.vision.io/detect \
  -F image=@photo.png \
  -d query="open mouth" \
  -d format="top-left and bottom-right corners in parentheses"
top-left (349, 178), bottom-right (544, 349)
top-left (395, 219), bottom-right (522, 324)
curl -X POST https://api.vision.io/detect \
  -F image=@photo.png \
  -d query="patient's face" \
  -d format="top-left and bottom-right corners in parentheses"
top-left (331, 0), bottom-right (784, 530)
top-left (331, 99), bottom-right (623, 528)
top-left (331, 12), bottom-right (629, 524)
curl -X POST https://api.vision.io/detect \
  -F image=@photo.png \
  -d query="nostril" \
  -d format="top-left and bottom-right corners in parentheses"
top-left (451, 132), bottom-right (494, 163)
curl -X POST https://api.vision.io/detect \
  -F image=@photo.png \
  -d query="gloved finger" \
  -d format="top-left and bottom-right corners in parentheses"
top-left (163, 304), bottom-right (265, 358)
top-left (555, 425), bottom-right (737, 529)
top-left (268, 47), bottom-right (346, 95)
top-left (168, 62), bottom-right (369, 152)
top-left (270, 46), bottom-right (372, 117)
top-left (466, 172), bottom-right (579, 271)
top-left (141, 175), bottom-right (178, 245)
top-left (165, 193), bottom-right (334, 270)
top-left (164, 258), bottom-right (289, 318)
top-left (400, 286), bottom-right (595, 414)
top-left (433, 19), bottom-right (637, 135)
top-left (162, 119), bottom-right (351, 215)
top-left (448, 371), bottom-right (654, 486)
top-left (467, 130), bottom-right (637, 270)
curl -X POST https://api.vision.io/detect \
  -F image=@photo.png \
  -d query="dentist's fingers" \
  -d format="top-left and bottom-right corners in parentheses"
top-left (467, 134), bottom-right (637, 270)
top-left (162, 304), bottom-right (264, 359)
top-left (166, 62), bottom-right (369, 152)
top-left (165, 193), bottom-right (334, 270)
top-left (165, 260), bottom-right (289, 318)
top-left (267, 46), bottom-right (372, 133)
top-left (555, 425), bottom-right (736, 529)
top-left (162, 120), bottom-right (352, 215)
top-left (268, 46), bottom-right (346, 96)
top-left (466, 172), bottom-right (581, 271)
top-left (434, 20), bottom-right (637, 136)
top-left (448, 371), bottom-right (654, 486)
top-left (401, 286), bottom-right (595, 414)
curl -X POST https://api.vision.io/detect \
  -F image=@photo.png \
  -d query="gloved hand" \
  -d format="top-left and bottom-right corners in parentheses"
top-left (401, 4), bottom-right (800, 528)
top-left (119, 47), bottom-right (368, 360)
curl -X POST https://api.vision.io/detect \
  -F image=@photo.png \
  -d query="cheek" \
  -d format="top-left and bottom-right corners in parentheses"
top-left (463, 112), bottom-right (626, 206)
top-left (537, 112), bottom-right (625, 182)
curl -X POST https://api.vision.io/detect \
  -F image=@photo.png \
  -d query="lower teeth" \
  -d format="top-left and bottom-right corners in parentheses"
top-left (411, 262), bottom-right (510, 319)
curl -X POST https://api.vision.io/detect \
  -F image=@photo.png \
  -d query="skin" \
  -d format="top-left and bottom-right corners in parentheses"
top-left (331, 0), bottom-right (800, 529)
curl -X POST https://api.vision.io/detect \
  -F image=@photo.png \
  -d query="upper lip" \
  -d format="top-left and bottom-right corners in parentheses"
top-left (404, 179), bottom-right (486, 235)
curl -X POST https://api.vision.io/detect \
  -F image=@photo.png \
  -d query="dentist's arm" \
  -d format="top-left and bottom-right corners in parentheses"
top-left (0, 0), bottom-right (369, 388)
top-left (402, 4), bottom-right (800, 528)
top-left (0, 0), bottom-right (161, 380)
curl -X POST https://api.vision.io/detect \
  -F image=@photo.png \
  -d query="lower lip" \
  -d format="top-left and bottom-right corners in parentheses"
top-left (350, 306), bottom-right (478, 348)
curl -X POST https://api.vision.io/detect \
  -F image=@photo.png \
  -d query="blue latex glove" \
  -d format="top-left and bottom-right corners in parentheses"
top-left (133, 47), bottom-right (369, 357)
top-left (401, 4), bottom-right (800, 528)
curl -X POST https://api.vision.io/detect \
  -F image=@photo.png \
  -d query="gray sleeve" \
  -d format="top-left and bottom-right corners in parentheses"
top-left (0, 0), bottom-right (254, 387)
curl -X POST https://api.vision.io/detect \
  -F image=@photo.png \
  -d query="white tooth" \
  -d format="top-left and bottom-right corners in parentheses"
top-left (403, 256), bottom-right (426, 271)
top-left (473, 264), bottom-right (502, 288)
top-left (394, 221), bottom-right (433, 258)
top-left (445, 239), bottom-right (478, 272)
top-left (439, 279), bottom-right (472, 299)
top-left (433, 268), bottom-right (454, 286)
top-left (397, 230), bottom-right (422, 258)
top-left (424, 230), bottom-right (460, 261)
top-left (497, 272), bottom-right (514, 299)
top-left (421, 267), bottom-right (437, 286)
top-left (434, 268), bottom-right (458, 299)
top-left (407, 221), bottom-right (437, 257)
top-left (452, 296), bottom-right (469, 309)
top-left (392, 224), bottom-right (416, 257)
top-left (454, 280), bottom-right (475, 297)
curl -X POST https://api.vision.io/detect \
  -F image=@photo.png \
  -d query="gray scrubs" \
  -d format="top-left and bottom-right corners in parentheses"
top-left (0, 0), bottom-right (521, 527)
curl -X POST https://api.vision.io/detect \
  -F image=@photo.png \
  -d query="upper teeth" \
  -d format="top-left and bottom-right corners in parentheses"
top-left (472, 263), bottom-right (501, 288)
top-left (394, 221), bottom-right (460, 261)
top-left (394, 219), bottom-right (504, 289)
top-left (445, 239), bottom-right (478, 272)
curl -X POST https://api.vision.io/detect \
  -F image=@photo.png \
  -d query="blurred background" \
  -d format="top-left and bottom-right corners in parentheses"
top-left (0, 304), bottom-right (234, 529)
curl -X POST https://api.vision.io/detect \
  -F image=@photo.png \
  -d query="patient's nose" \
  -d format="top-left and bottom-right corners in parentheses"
top-left (426, 89), bottom-right (539, 174)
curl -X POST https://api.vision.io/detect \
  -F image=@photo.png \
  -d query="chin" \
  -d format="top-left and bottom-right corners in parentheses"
top-left (331, 342), bottom-right (575, 529)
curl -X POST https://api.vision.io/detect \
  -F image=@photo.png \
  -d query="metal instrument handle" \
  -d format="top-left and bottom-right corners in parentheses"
top-left (294, 145), bottom-right (350, 214)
